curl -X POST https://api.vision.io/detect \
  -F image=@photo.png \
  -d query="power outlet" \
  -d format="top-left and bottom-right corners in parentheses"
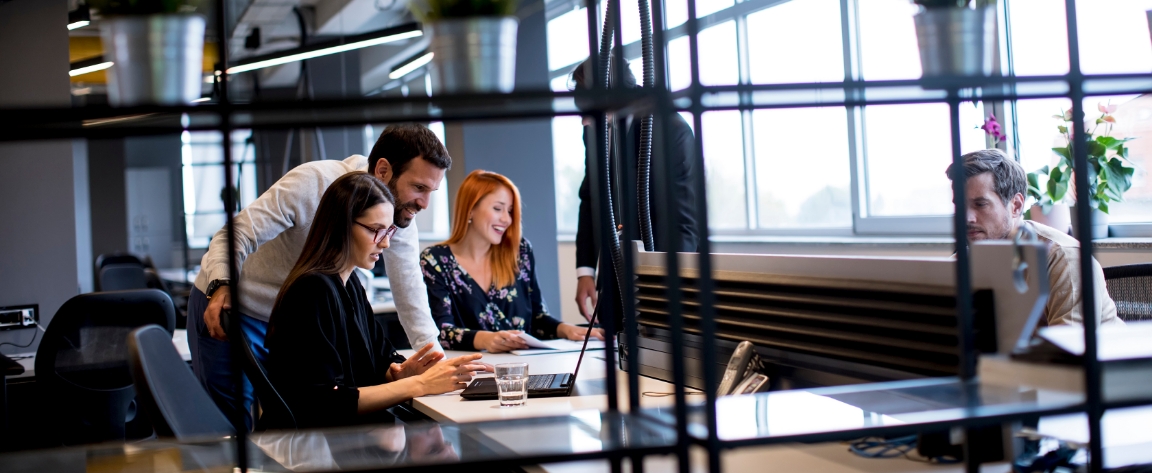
top-left (0, 304), bottom-right (38, 331)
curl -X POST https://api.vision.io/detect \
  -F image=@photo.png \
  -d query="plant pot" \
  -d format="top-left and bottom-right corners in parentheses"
top-left (426, 17), bottom-right (518, 94)
top-left (913, 6), bottom-right (996, 78)
top-left (1069, 207), bottom-right (1109, 240)
top-left (1028, 203), bottom-right (1072, 235)
top-left (100, 14), bottom-right (205, 106)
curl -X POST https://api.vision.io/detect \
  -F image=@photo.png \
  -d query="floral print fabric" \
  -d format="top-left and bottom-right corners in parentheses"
top-left (420, 238), bottom-right (561, 350)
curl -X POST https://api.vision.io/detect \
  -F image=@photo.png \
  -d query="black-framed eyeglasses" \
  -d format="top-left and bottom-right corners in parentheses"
top-left (355, 221), bottom-right (396, 244)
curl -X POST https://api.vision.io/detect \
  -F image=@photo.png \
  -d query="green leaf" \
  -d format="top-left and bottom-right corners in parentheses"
top-left (1104, 157), bottom-right (1134, 194)
top-left (1098, 200), bottom-right (1109, 214)
top-left (1095, 136), bottom-right (1128, 150)
top-left (1048, 166), bottom-right (1068, 202)
top-left (1052, 147), bottom-right (1071, 161)
top-left (1057, 125), bottom-right (1068, 134)
top-left (1087, 140), bottom-right (1107, 158)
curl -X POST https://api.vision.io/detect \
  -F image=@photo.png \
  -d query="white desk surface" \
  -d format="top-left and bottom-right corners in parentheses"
top-left (6, 328), bottom-right (191, 379)
top-left (399, 349), bottom-right (691, 424)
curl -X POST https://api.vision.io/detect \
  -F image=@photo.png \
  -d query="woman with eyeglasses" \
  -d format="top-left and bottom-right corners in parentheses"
top-left (420, 170), bottom-right (604, 353)
top-left (265, 172), bottom-right (485, 429)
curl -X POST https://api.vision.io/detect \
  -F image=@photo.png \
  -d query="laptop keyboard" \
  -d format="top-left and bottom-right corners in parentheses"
top-left (528, 374), bottom-right (555, 391)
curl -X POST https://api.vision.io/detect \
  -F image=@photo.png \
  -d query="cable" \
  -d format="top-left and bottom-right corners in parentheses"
top-left (846, 436), bottom-right (961, 464)
top-left (641, 391), bottom-right (707, 397)
top-left (636, 0), bottom-right (656, 252)
top-left (0, 323), bottom-right (46, 351)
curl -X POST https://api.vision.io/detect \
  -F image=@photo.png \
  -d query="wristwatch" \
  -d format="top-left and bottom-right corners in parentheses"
top-left (205, 279), bottom-right (230, 299)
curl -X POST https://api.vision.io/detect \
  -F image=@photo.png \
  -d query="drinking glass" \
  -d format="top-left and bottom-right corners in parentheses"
top-left (495, 362), bottom-right (528, 407)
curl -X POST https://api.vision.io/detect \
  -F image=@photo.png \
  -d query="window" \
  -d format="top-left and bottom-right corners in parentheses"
top-left (543, 0), bottom-right (1152, 236)
top-left (182, 130), bottom-right (257, 248)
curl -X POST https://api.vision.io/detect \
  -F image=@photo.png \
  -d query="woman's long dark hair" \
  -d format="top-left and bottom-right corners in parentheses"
top-left (273, 172), bottom-right (395, 311)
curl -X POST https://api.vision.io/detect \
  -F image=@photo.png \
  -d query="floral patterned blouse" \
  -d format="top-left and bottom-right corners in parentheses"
top-left (420, 238), bottom-right (562, 351)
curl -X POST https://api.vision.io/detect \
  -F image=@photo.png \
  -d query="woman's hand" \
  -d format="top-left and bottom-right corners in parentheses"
top-left (417, 354), bottom-right (487, 395)
top-left (388, 343), bottom-right (444, 381)
top-left (557, 323), bottom-right (605, 342)
top-left (474, 330), bottom-right (530, 353)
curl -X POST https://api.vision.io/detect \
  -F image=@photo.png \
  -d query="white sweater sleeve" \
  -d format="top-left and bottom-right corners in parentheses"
top-left (383, 224), bottom-right (443, 353)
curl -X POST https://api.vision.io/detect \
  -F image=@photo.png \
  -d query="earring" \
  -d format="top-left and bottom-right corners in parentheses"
top-left (468, 218), bottom-right (473, 224)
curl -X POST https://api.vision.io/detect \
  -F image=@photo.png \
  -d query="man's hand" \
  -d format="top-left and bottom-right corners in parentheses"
top-left (388, 343), bottom-right (445, 381)
top-left (574, 276), bottom-right (597, 321)
top-left (204, 286), bottom-right (231, 341)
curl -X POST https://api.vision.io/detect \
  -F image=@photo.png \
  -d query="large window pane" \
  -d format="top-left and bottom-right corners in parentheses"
top-left (1076, 0), bottom-right (1152, 75)
top-left (668, 21), bottom-right (737, 90)
top-left (1017, 96), bottom-right (1152, 224)
top-left (701, 111), bottom-right (748, 229)
top-left (747, 0), bottom-right (844, 84)
top-left (695, 0), bottom-right (733, 19)
top-left (753, 107), bottom-right (851, 228)
top-left (553, 116), bottom-right (586, 233)
top-left (864, 103), bottom-right (986, 216)
top-left (667, 36), bottom-right (691, 91)
top-left (547, 8), bottom-right (590, 71)
top-left (1007, 0), bottom-right (1069, 76)
top-left (858, 0), bottom-right (921, 81)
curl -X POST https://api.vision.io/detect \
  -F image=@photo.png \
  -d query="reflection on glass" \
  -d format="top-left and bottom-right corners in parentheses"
top-left (701, 111), bottom-right (748, 229)
top-left (747, 0), bottom-right (844, 84)
top-left (752, 107), bottom-right (851, 228)
top-left (864, 103), bottom-right (986, 217)
top-left (715, 391), bottom-right (904, 440)
top-left (857, 0), bottom-right (922, 81)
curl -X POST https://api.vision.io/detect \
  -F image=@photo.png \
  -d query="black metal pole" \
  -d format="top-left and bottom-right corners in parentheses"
top-left (1062, 1), bottom-right (1103, 471)
top-left (948, 94), bottom-right (978, 473)
top-left (215, 1), bottom-right (247, 471)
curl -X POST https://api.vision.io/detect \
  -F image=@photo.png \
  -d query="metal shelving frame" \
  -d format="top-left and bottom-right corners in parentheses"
top-left (0, 0), bottom-right (1143, 471)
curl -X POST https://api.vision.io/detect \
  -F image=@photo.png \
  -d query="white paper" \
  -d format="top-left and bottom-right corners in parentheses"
top-left (511, 333), bottom-right (604, 355)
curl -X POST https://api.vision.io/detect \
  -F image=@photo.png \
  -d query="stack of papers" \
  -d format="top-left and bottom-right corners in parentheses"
top-left (510, 333), bottom-right (605, 356)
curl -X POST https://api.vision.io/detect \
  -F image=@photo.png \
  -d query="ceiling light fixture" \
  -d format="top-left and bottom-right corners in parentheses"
top-left (70, 60), bottom-right (113, 77)
top-left (67, 3), bottom-right (90, 30)
top-left (227, 23), bottom-right (422, 74)
top-left (389, 52), bottom-right (433, 80)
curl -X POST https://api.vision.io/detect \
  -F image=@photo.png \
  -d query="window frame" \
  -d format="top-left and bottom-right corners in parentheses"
top-left (544, 0), bottom-right (1152, 238)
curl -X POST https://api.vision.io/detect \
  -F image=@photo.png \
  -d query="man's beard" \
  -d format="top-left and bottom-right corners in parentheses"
top-left (389, 177), bottom-right (420, 228)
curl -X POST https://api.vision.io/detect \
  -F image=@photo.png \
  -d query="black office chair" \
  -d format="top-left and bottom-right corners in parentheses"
top-left (128, 325), bottom-right (234, 439)
top-left (95, 253), bottom-right (144, 270)
top-left (34, 289), bottom-right (176, 445)
top-left (99, 264), bottom-right (149, 291)
top-left (221, 310), bottom-right (296, 430)
top-left (1103, 263), bottom-right (1152, 322)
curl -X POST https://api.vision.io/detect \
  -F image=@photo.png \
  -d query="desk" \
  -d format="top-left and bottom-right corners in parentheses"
top-left (6, 328), bottom-right (191, 380)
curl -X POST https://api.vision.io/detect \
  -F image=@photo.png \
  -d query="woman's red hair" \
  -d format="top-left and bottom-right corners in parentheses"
top-left (441, 170), bottom-right (522, 289)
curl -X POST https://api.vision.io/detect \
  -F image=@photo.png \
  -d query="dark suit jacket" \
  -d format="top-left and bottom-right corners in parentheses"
top-left (576, 113), bottom-right (700, 270)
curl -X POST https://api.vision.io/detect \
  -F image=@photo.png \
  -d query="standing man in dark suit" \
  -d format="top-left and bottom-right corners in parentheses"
top-left (570, 56), bottom-right (700, 320)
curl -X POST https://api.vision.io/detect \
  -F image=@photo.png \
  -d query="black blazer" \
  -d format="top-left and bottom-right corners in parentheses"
top-left (576, 113), bottom-right (700, 270)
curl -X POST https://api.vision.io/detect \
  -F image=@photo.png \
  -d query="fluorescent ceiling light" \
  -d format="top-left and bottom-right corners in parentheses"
top-left (70, 61), bottom-right (113, 77)
top-left (389, 52), bottom-right (433, 80)
top-left (227, 30), bottom-right (423, 74)
top-left (67, 20), bottom-right (90, 30)
top-left (192, 97), bottom-right (211, 103)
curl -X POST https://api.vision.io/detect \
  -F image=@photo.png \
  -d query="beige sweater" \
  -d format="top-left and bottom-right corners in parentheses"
top-left (1023, 221), bottom-right (1124, 327)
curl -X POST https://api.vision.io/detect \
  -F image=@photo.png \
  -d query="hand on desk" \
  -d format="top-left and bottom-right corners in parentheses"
top-left (388, 343), bottom-right (445, 381)
top-left (418, 353), bottom-right (486, 394)
top-left (557, 323), bottom-right (605, 342)
top-left (474, 330), bottom-right (530, 353)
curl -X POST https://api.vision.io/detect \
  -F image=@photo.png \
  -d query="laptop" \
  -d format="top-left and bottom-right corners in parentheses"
top-left (460, 308), bottom-right (600, 400)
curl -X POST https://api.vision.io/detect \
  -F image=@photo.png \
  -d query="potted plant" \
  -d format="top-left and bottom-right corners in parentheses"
top-left (410, 0), bottom-right (518, 94)
top-left (1026, 104), bottom-right (1137, 239)
top-left (89, 0), bottom-right (205, 106)
top-left (911, 0), bottom-right (996, 78)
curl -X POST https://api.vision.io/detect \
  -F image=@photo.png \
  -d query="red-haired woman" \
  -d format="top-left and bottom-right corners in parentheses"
top-left (421, 170), bottom-right (604, 353)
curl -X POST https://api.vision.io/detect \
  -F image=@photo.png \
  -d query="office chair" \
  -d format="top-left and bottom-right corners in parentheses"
top-left (128, 325), bottom-right (234, 439)
top-left (221, 310), bottom-right (296, 430)
top-left (99, 264), bottom-right (149, 291)
top-left (34, 289), bottom-right (176, 445)
top-left (1103, 263), bottom-right (1152, 322)
top-left (95, 253), bottom-right (144, 270)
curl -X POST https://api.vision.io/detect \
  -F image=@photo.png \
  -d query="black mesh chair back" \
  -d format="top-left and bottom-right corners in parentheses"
top-left (128, 325), bottom-right (234, 439)
top-left (99, 264), bottom-right (149, 291)
top-left (1103, 263), bottom-right (1152, 322)
top-left (34, 289), bottom-right (176, 445)
top-left (95, 253), bottom-right (143, 270)
top-left (221, 310), bottom-right (296, 430)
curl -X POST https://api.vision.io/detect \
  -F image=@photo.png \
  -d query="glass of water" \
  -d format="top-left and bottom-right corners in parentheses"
top-left (495, 362), bottom-right (528, 407)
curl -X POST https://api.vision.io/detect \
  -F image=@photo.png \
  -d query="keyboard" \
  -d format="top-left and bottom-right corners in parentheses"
top-left (527, 374), bottom-right (556, 391)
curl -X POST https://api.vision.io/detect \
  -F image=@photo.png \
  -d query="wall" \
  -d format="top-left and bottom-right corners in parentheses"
top-left (0, 0), bottom-right (86, 354)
